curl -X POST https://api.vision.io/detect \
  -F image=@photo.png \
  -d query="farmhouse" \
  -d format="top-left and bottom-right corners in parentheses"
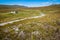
top-left (10, 11), bottom-right (18, 14)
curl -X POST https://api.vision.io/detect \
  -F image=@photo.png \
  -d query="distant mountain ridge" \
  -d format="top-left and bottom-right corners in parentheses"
top-left (0, 4), bottom-right (60, 13)
top-left (0, 4), bottom-right (28, 9)
top-left (0, 4), bottom-right (60, 9)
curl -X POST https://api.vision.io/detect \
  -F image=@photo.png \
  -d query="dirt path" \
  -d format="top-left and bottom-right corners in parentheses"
top-left (0, 13), bottom-right (45, 26)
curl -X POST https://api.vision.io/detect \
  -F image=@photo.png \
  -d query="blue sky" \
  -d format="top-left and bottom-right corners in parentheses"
top-left (0, 0), bottom-right (60, 7)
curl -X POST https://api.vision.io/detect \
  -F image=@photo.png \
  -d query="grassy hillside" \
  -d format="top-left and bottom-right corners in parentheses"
top-left (0, 4), bottom-right (60, 40)
top-left (0, 4), bottom-right (60, 23)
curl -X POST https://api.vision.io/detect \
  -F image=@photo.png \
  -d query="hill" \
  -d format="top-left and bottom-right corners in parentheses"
top-left (0, 4), bottom-right (60, 40)
top-left (0, 4), bottom-right (60, 13)
top-left (0, 5), bottom-right (28, 13)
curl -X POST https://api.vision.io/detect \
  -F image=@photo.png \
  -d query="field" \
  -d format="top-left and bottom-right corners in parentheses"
top-left (0, 4), bottom-right (60, 40)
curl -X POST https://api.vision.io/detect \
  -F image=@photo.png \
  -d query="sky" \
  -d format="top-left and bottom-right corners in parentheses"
top-left (0, 0), bottom-right (60, 7)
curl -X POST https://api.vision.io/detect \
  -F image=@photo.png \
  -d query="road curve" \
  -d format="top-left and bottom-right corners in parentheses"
top-left (0, 14), bottom-right (45, 26)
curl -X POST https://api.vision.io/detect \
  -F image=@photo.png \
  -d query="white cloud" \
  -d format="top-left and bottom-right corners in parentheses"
top-left (40, 2), bottom-right (52, 6)
top-left (27, 2), bottom-right (53, 7)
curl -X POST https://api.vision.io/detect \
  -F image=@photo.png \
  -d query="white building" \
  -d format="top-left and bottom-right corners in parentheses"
top-left (10, 11), bottom-right (17, 14)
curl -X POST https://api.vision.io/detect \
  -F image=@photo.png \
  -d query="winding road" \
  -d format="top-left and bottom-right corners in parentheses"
top-left (0, 13), bottom-right (45, 26)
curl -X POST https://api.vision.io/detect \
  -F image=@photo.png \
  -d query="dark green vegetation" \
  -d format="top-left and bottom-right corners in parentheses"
top-left (0, 4), bottom-right (60, 40)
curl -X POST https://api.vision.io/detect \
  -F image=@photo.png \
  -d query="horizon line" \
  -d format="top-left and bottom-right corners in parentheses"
top-left (0, 4), bottom-right (60, 7)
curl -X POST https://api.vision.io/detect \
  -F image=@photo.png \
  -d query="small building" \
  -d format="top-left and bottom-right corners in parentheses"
top-left (10, 11), bottom-right (18, 14)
